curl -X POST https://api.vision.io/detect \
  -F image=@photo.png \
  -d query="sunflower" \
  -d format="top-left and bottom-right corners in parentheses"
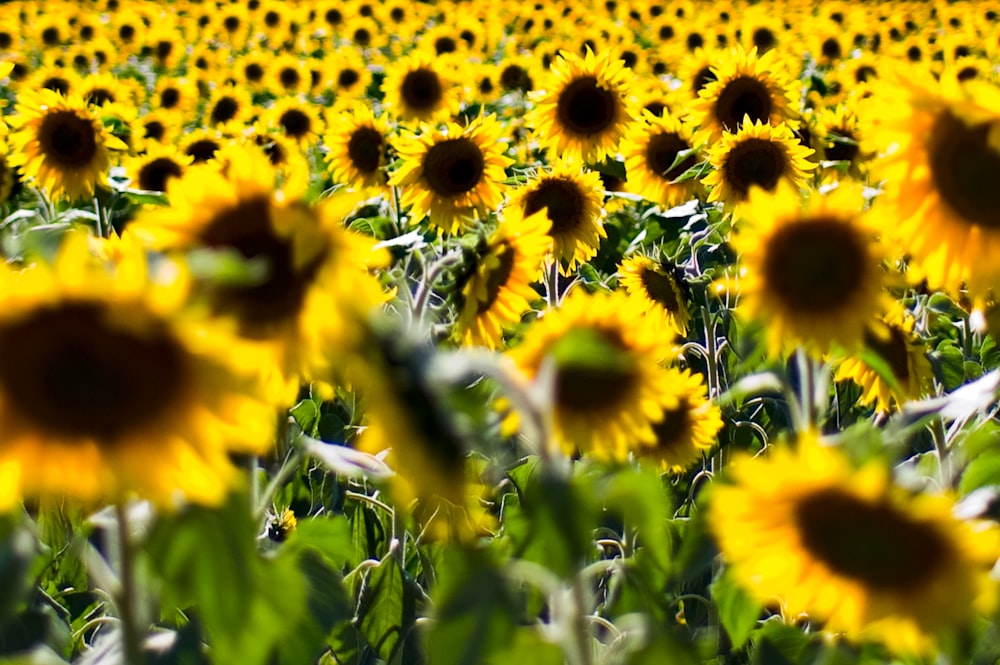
top-left (703, 119), bottom-right (816, 212)
top-left (818, 102), bottom-right (871, 182)
top-left (233, 52), bottom-right (270, 93)
top-left (79, 72), bottom-right (140, 108)
top-left (321, 48), bottom-right (372, 101)
top-left (507, 161), bottom-right (606, 273)
top-left (456, 207), bottom-right (552, 349)
top-left (710, 439), bottom-right (1000, 654)
top-left (867, 72), bottom-right (1000, 296)
top-left (391, 115), bottom-right (511, 235)
top-left (618, 255), bottom-right (691, 336)
top-left (267, 53), bottom-right (310, 96)
top-left (0, 232), bottom-right (273, 509)
top-left (130, 145), bottom-right (387, 404)
top-left (834, 305), bottom-right (933, 414)
top-left (134, 109), bottom-right (182, 153)
top-left (380, 52), bottom-right (458, 124)
top-left (527, 48), bottom-right (634, 163)
top-left (262, 96), bottom-right (323, 147)
top-left (8, 89), bottom-right (126, 202)
top-left (633, 367), bottom-right (722, 473)
top-left (124, 144), bottom-right (192, 193)
top-left (508, 289), bottom-right (678, 459)
top-left (620, 111), bottom-right (702, 208)
top-left (179, 128), bottom-right (228, 165)
top-left (689, 46), bottom-right (801, 141)
top-left (204, 84), bottom-right (255, 129)
top-left (151, 77), bottom-right (197, 116)
top-left (731, 183), bottom-right (890, 356)
top-left (323, 104), bottom-right (390, 192)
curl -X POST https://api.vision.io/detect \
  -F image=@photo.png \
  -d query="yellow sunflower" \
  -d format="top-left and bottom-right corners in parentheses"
top-left (380, 52), bottom-right (458, 124)
top-left (507, 161), bottom-right (606, 273)
top-left (703, 118), bottom-right (816, 212)
top-left (262, 96), bottom-right (324, 147)
top-left (867, 71), bottom-right (1000, 297)
top-left (456, 207), bottom-right (552, 349)
top-left (323, 103), bottom-right (390, 191)
top-left (730, 183), bottom-right (891, 356)
top-left (620, 111), bottom-right (702, 207)
top-left (618, 255), bottom-right (691, 336)
top-left (689, 45), bottom-right (800, 141)
top-left (123, 144), bottom-right (192, 193)
top-left (834, 305), bottom-right (933, 414)
top-left (130, 146), bottom-right (388, 405)
top-left (633, 367), bottom-right (722, 473)
top-left (710, 439), bottom-right (1000, 654)
top-left (8, 89), bottom-right (126, 202)
top-left (391, 115), bottom-right (511, 235)
top-left (204, 83), bottom-right (255, 129)
top-left (527, 47), bottom-right (634, 163)
top-left (0, 233), bottom-right (273, 509)
top-left (508, 289), bottom-right (678, 459)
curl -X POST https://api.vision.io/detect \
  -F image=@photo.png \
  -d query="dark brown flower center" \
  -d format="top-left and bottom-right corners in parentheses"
top-left (552, 328), bottom-right (638, 413)
top-left (477, 242), bottom-right (517, 314)
top-left (646, 132), bottom-right (696, 181)
top-left (714, 75), bottom-right (774, 132)
top-left (42, 77), bottom-right (71, 96)
top-left (693, 66), bottom-right (718, 95)
top-left (825, 129), bottom-right (859, 163)
top-left (928, 111), bottom-right (1000, 229)
top-left (400, 68), bottom-right (443, 113)
top-left (200, 195), bottom-right (327, 338)
top-left (86, 88), bottom-right (115, 106)
top-left (185, 138), bottom-right (221, 164)
top-left (500, 65), bottom-right (532, 92)
top-left (347, 127), bottom-right (384, 174)
top-left (651, 399), bottom-right (691, 452)
top-left (137, 157), bottom-right (183, 192)
top-left (722, 137), bottom-right (787, 198)
top-left (279, 109), bottom-right (311, 138)
top-left (245, 63), bottom-right (264, 82)
top-left (762, 218), bottom-right (867, 313)
top-left (795, 488), bottom-right (952, 590)
top-left (640, 267), bottom-right (681, 312)
top-left (523, 177), bottom-right (586, 235)
top-left (556, 76), bottom-right (618, 136)
top-left (338, 68), bottom-right (360, 89)
top-left (160, 88), bottom-right (180, 109)
top-left (863, 325), bottom-right (911, 382)
top-left (0, 303), bottom-right (187, 441)
top-left (210, 96), bottom-right (240, 125)
top-left (39, 110), bottom-right (98, 169)
top-left (422, 138), bottom-right (485, 197)
top-left (279, 67), bottom-right (300, 89)
top-left (143, 120), bottom-right (165, 142)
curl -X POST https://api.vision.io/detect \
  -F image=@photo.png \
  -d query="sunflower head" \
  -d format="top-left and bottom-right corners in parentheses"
top-left (8, 89), bottom-right (127, 202)
top-left (618, 254), bottom-right (691, 336)
top-left (621, 111), bottom-right (703, 207)
top-left (323, 104), bottom-right (390, 191)
top-left (527, 48), bottom-right (634, 163)
top-left (731, 183), bottom-right (891, 356)
top-left (380, 53), bottom-right (457, 124)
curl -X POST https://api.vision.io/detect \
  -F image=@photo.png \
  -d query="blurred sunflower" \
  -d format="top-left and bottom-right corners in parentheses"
top-left (152, 77), bottom-right (197, 116)
top-left (710, 439), bottom-right (1000, 654)
top-left (180, 128), bottom-right (228, 165)
top-left (455, 207), bottom-right (552, 349)
top-left (204, 84), bottom-right (255, 129)
top-left (263, 97), bottom-right (324, 147)
top-left (321, 48), bottom-right (371, 101)
top-left (0, 233), bottom-right (272, 509)
top-left (267, 53), bottom-right (310, 96)
top-left (8, 89), bottom-right (126, 202)
top-left (703, 119), bottom-right (815, 212)
top-left (819, 102), bottom-right (871, 182)
top-left (618, 255), bottom-right (691, 336)
top-left (634, 367), bottom-right (722, 473)
top-left (868, 73), bottom-right (1000, 296)
top-left (131, 146), bottom-right (386, 404)
top-left (508, 289), bottom-right (678, 459)
top-left (731, 183), bottom-right (890, 356)
top-left (381, 52), bottom-right (458, 124)
top-left (690, 46), bottom-right (800, 140)
top-left (391, 115), bottom-right (511, 235)
top-left (323, 104), bottom-right (390, 191)
top-left (834, 305), bottom-right (932, 414)
top-left (124, 144), bottom-right (192, 193)
top-left (527, 48), bottom-right (633, 163)
top-left (507, 162), bottom-right (606, 273)
top-left (621, 111), bottom-right (702, 207)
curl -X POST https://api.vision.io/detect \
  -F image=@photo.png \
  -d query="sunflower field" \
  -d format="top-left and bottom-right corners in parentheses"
top-left (5, 0), bottom-right (1000, 663)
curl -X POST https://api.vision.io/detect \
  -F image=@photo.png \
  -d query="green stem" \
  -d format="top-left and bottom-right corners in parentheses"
top-left (114, 503), bottom-right (143, 665)
top-left (931, 417), bottom-right (952, 488)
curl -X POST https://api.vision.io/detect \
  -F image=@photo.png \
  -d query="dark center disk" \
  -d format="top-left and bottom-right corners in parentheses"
top-left (863, 325), bottom-right (912, 382)
top-left (556, 76), bottom-right (617, 136)
top-left (279, 109), bottom-right (311, 138)
top-left (477, 243), bottom-right (517, 314)
top-left (523, 178), bottom-right (586, 235)
top-left (825, 130), bottom-right (860, 163)
top-left (39, 110), bottom-right (98, 168)
top-left (651, 400), bottom-right (690, 451)
top-left (762, 218), bottom-right (866, 314)
top-left (210, 96), bottom-right (240, 125)
top-left (279, 67), bottom-right (301, 89)
top-left (640, 268), bottom-right (681, 311)
top-left (137, 157), bottom-right (182, 192)
top-left (722, 138), bottom-right (786, 197)
top-left (160, 87), bottom-right (180, 109)
top-left (928, 111), bottom-right (1000, 229)
top-left (0, 303), bottom-right (187, 441)
top-left (401, 68), bottom-right (443, 112)
top-left (714, 75), bottom-right (774, 132)
top-left (553, 336), bottom-right (638, 413)
top-left (338, 68), bottom-right (360, 89)
top-left (795, 488), bottom-right (951, 590)
top-left (347, 127), bottom-right (384, 174)
top-left (185, 139), bottom-right (220, 163)
top-left (421, 138), bottom-right (485, 197)
top-left (646, 132), bottom-right (696, 182)
top-left (200, 196), bottom-right (326, 337)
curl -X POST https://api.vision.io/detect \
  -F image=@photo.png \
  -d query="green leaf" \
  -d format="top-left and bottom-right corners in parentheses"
top-left (960, 450), bottom-right (1000, 495)
top-left (856, 347), bottom-right (903, 396)
top-left (711, 573), bottom-right (762, 650)
top-left (931, 341), bottom-right (966, 392)
top-left (669, 160), bottom-right (711, 184)
top-left (357, 558), bottom-right (411, 662)
top-left (275, 550), bottom-right (353, 665)
top-left (283, 517), bottom-right (358, 569)
top-left (603, 468), bottom-right (673, 572)
top-left (751, 621), bottom-right (817, 665)
top-left (485, 629), bottom-right (562, 665)
top-left (290, 400), bottom-right (318, 433)
top-left (425, 554), bottom-right (517, 665)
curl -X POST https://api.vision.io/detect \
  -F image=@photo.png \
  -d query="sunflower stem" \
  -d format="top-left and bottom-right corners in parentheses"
top-left (114, 502), bottom-right (144, 665)
top-left (931, 416), bottom-right (953, 488)
top-left (545, 259), bottom-right (561, 308)
top-left (92, 196), bottom-right (105, 238)
top-left (795, 349), bottom-right (816, 433)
